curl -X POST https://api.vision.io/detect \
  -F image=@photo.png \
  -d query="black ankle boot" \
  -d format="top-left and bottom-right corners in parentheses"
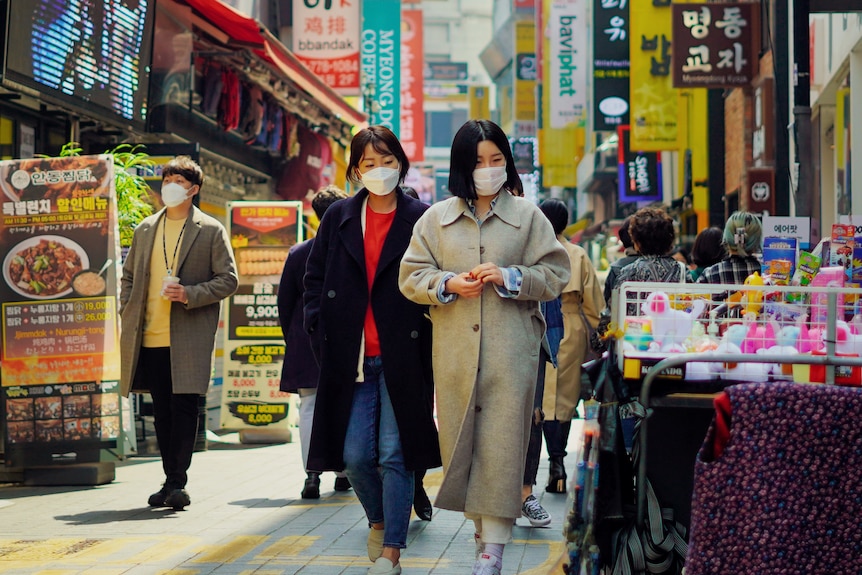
top-left (545, 457), bottom-right (567, 493)
top-left (301, 472), bottom-right (321, 499)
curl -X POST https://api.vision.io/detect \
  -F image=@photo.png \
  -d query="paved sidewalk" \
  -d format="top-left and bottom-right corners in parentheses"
top-left (0, 429), bottom-right (578, 575)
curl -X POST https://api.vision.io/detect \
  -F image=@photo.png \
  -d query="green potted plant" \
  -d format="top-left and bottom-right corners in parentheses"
top-left (56, 142), bottom-right (155, 249)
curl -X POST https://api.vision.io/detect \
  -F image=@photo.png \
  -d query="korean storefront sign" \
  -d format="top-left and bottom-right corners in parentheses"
top-left (220, 202), bottom-right (302, 431)
top-left (672, 3), bottom-right (759, 88)
top-left (618, 125), bottom-right (662, 202)
top-left (514, 20), bottom-right (538, 138)
top-left (0, 155), bottom-right (127, 461)
top-left (361, 0), bottom-right (401, 134)
top-left (592, 0), bottom-right (630, 131)
top-left (549, 0), bottom-right (587, 128)
top-left (292, 0), bottom-right (361, 94)
top-left (400, 7), bottom-right (425, 162)
top-left (630, 0), bottom-right (679, 151)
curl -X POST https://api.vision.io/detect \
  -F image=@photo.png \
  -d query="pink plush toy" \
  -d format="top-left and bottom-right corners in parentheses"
top-left (641, 291), bottom-right (706, 351)
top-left (740, 320), bottom-right (776, 354)
top-left (834, 321), bottom-right (862, 356)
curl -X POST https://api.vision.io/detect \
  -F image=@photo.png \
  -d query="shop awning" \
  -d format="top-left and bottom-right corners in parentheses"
top-left (181, 0), bottom-right (366, 126)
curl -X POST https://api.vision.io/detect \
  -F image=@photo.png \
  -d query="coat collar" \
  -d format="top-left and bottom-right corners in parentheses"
top-left (439, 190), bottom-right (522, 228)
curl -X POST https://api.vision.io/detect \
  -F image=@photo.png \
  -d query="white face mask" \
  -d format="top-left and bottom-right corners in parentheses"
top-left (161, 182), bottom-right (191, 207)
top-left (361, 166), bottom-right (400, 196)
top-left (473, 166), bottom-right (508, 196)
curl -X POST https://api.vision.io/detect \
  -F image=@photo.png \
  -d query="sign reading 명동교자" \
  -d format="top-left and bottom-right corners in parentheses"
top-left (220, 201), bottom-right (303, 431)
top-left (0, 155), bottom-right (127, 464)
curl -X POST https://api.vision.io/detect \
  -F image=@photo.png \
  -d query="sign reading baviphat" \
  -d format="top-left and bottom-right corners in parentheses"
top-left (549, 0), bottom-right (587, 128)
top-left (672, 3), bottom-right (760, 88)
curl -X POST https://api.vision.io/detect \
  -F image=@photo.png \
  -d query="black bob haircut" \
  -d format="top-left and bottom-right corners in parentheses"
top-left (346, 125), bottom-right (410, 188)
top-left (448, 119), bottom-right (523, 199)
top-left (539, 198), bottom-right (569, 236)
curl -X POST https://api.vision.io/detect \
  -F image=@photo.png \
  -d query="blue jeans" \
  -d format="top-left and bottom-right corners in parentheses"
top-left (343, 356), bottom-right (413, 549)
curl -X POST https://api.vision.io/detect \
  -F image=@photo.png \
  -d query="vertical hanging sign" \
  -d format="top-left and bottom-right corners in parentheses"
top-left (630, 0), bottom-right (679, 151)
top-left (361, 0), bottom-right (401, 134)
top-left (400, 7), bottom-right (425, 161)
top-left (514, 20), bottom-right (538, 138)
top-left (220, 202), bottom-right (302, 431)
top-left (549, 0), bottom-right (587, 128)
top-left (0, 155), bottom-right (127, 464)
top-left (618, 125), bottom-right (662, 202)
top-left (592, 0), bottom-right (630, 131)
top-left (293, 0), bottom-right (361, 95)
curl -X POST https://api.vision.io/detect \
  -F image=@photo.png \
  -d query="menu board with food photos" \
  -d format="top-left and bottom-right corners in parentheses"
top-left (0, 154), bottom-right (127, 464)
top-left (220, 201), bottom-right (302, 431)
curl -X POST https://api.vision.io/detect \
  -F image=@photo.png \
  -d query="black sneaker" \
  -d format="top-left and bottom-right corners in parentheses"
top-left (164, 488), bottom-right (191, 510)
top-left (521, 494), bottom-right (551, 527)
top-left (334, 476), bottom-right (352, 492)
top-left (147, 485), bottom-right (170, 507)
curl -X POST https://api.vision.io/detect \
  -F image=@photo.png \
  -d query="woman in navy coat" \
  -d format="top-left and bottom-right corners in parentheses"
top-left (303, 126), bottom-right (441, 575)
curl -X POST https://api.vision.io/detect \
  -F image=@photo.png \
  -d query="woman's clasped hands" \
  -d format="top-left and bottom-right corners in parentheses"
top-left (445, 263), bottom-right (504, 298)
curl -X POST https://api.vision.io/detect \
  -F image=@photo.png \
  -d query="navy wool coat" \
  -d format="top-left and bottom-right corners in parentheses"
top-left (277, 239), bottom-right (319, 393)
top-left (303, 189), bottom-right (441, 473)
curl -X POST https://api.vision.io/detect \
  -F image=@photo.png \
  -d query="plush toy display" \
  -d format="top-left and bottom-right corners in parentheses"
top-left (640, 291), bottom-right (706, 352)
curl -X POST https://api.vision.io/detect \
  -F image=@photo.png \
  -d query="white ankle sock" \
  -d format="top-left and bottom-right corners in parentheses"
top-left (483, 543), bottom-right (504, 562)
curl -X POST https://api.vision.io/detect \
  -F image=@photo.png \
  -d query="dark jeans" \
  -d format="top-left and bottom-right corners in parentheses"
top-left (523, 349), bottom-right (548, 486)
top-left (138, 347), bottom-right (200, 489)
top-left (542, 420), bottom-right (572, 459)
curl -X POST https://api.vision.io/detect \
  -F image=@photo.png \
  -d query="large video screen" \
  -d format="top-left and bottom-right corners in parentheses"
top-left (3, 0), bottom-right (155, 127)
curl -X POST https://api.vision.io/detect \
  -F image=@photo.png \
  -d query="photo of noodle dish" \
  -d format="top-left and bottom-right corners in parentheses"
top-left (3, 235), bottom-right (89, 299)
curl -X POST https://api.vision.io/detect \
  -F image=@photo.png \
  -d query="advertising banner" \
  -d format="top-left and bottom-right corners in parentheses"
top-left (0, 154), bottom-right (126, 463)
top-left (400, 8), bottom-right (425, 162)
top-left (361, 0), bottom-right (401, 134)
top-left (672, 3), bottom-right (760, 88)
top-left (292, 0), bottom-right (361, 94)
top-left (220, 202), bottom-right (302, 431)
top-left (514, 20), bottom-right (538, 138)
top-left (618, 125), bottom-right (662, 202)
top-left (630, 0), bottom-right (679, 151)
top-left (549, 0), bottom-right (587, 128)
top-left (592, 0), bottom-right (630, 131)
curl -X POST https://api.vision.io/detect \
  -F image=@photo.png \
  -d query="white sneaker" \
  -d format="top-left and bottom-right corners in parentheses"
top-left (521, 494), bottom-right (552, 527)
top-left (471, 553), bottom-right (501, 575)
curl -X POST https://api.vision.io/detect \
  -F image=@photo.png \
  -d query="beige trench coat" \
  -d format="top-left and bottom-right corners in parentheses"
top-left (543, 240), bottom-right (605, 421)
top-left (399, 191), bottom-right (570, 519)
top-left (119, 207), bottom-right (238, 397)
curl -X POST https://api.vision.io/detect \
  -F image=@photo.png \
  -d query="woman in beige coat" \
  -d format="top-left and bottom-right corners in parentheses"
top-left (537, 199), bottom-right (605, 494)
top-left (399, 120), bottom-right (570, 575)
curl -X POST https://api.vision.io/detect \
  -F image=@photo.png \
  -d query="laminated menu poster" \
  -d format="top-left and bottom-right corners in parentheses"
top-left (220, 201), bottom-right (302, 431)
top-left (0, 155), bottom-right (127, 462)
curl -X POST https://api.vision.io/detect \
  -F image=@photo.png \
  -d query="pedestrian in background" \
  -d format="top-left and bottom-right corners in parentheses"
top-left (603, 216), bottom-right (638, 307)
top-left (399, 119), bottom-right (570, 575)
top-left (120, 155), bottom-right (238, 510)
top-left (538, 199), bottom-right (604, 494)
top-left (303, 126), bottom-right (441, 575)
top-left (689, 226), bottom-right (726, 282)
top-left (696, 211), bottom-right (763, 286)
top-left (277, 185), bottom-right (351, 499)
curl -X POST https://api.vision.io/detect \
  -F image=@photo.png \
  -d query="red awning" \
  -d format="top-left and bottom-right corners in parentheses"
top-left (181, 0), bottom-right (366, 126)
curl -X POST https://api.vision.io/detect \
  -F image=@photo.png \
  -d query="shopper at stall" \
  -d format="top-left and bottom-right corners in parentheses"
top-left (689, 226), bottom-right (726, 282)
top-left (398, 119), bottom-right (570, 575)
top-left (120, 155), bottom-right (238, 511)
top-left (613, 207), bottom-right (685, 287)
top-left (696, 211), bottom-right (763, 286)
top-left (303, 125), bottom-right (441, 575)
top-left (277, 185), bottom-right (351, 499)
top-left (538, 199), bottom-right (605, 494)
top-left (603, 216), bottom-right (638, 306)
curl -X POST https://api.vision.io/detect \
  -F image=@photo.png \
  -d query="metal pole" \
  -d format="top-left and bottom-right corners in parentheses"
top-left (793, 0), bottom-right (812, 218)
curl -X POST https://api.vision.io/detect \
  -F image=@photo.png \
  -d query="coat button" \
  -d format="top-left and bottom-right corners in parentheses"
top-left (410, 330), bottom-right (419, 339)
top-left (472, 324), bottom-right (479, 332)
top-left (327, 290), bottom-right (336, 298)
top-left (479, 246), bottom-right (485, 254)
top-left (475, 405), bottom-right (482, 412)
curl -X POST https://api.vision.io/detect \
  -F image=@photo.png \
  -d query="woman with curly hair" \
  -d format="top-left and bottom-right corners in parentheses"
top-left (613, 206), bottom-right (686, 288)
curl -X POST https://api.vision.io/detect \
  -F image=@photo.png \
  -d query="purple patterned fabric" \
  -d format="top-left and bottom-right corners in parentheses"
top-left (686, 382), bottom-right (862, 575)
